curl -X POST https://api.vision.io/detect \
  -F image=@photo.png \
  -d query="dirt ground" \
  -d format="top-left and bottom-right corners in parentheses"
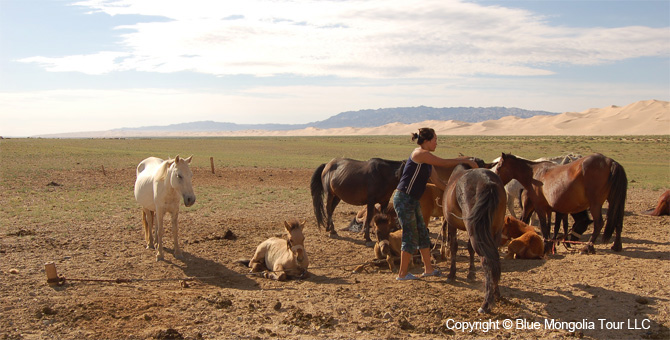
top-left (1, 167), bottom-right (669, 340)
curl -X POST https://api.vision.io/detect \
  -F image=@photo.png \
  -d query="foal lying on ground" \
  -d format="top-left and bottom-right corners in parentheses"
top-left (247, 220), bottom-right (309, 281)
top-left (373, 214), bottom-right (404, 272)
top-left (501, 216), bottom-right (544, 259)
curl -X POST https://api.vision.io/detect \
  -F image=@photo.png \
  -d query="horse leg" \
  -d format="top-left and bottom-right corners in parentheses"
top-left (552, 212), bottom-right (562, 240)
top-left (142, 209), bottom-right (155, 249)
top-left (171, 211), bottom-right (183, 260)
top-left (583, 207), bottom-right (603, 254)
top-left (536, 210), bottom-right (553, 254)
top-left (155, 209), bottom-right (166, 261)
top-left (386, 254), bottom-right (396, 272)
top-left (363, 203), bottom-right (375, 247)
top-left (506, 191), bottom-right (517, 218)
top-left (440, 219), bottom-right (448, 260)
top-left (478, 248), bottom-right (500, 314)
top-left (270, 264), bottom-right (287, 281)
top-left (466, 239), bottom-right (476, 282)
top-left (325, 194), bottom-right (340, 236)
top-left (446, 225), bottom-right (458, 283)
top-left (249, 244), bottom-right (268, 273)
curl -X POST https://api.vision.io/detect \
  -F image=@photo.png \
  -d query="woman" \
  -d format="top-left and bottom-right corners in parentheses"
top-left (394, 128), bottom-right (478, 280)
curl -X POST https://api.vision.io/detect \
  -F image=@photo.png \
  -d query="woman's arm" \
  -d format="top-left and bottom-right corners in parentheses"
top-left (412, 149), bottom-right (479, 168)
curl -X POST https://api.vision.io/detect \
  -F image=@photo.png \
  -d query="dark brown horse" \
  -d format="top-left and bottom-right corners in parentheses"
top-left (442, 164), bottom-right (506, 314)
top-left (495, 153), bottom-right (627, 254)
top-left (310, 157), bottom-right (404, 245)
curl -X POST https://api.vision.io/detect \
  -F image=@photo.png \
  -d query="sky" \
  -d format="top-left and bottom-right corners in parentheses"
top-left (0, 0), bottom-right (668, 137)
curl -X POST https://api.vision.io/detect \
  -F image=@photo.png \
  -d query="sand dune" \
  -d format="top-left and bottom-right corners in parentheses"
top-left (49, 99), bottom-right (669, 138)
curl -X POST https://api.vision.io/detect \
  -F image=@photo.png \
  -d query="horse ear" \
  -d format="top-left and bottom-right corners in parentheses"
top-left (284, 221), bottom-right (291, 232)
top-left (300, 221), bottom-right (306, 229)
top-left (184, 155), bottom-right (193, 163)
top-left (175, 155), bottom-right (181, 162)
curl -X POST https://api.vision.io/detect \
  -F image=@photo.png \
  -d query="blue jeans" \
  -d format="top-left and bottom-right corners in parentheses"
top-left (393, 190), bottom-right (431, 253)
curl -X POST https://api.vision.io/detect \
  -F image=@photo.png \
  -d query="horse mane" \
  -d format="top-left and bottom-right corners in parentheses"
top-left (285, 219), bottom-right (302, 231)
top-left (154, 158), bottom-right (175, 182)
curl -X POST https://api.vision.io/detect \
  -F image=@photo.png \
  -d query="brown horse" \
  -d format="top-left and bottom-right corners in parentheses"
top-left (348, 202), bottom-right (399, 232)
top-left (520, 189), bottom-right (593, 250)
top-left (501, 216), bottom-right (544, 259)
top-left (352, 182), bottom-right (443, 232)
top-left (442, 164), bottom-right (506, 314)
top-left (495, 153), bottom-right (627, 254)
top-left (372, 214), bottom-right (403, 272)
top-left (643, 190), bottom-right (670, 216)
top-left (311, 157), bottom-right (404, 245)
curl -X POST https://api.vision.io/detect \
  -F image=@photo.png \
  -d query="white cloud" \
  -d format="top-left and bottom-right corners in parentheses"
top-left (18, 0), bottom-right (667, 78)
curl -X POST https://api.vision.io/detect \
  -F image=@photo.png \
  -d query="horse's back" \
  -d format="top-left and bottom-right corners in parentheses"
top-left (542, 153), bottom-right (611, 211)
top-left (134, 157), bottom-right (164, 210)
top-left (325, 157), bottom-right (400, 205)
top-left (137, 157), bottom-right (164, 177)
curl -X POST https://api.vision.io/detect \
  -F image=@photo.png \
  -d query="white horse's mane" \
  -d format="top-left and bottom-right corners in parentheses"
top-left (155, 158), bottom-right (175, 182)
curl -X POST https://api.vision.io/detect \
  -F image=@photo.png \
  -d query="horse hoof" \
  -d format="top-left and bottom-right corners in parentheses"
top-left (155, 255), bottom-right (164, 261)
top-left (446, 276), bottom-right (456, 283)
top-left (467, 273), bottom-right (476, 282)
top-left (328, 232), bottom-right (338, 239)
top-left (477, 307), bottom-right (486, 314)
top-left (611, 243), bottom-right (622, 252)
top-left (175, 253), bottom-right (184, 260)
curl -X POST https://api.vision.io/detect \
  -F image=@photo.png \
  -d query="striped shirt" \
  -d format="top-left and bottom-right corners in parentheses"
top-left (396, 155), bottom-right (432, 200)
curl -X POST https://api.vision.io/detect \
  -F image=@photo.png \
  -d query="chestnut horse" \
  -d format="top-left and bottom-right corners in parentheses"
top-left (643, 190), bottom-right (670, 216)
top-left (310, 158), bottom-right (404, 245)
top-left (442, 164), bottom-right (506, 314)
top-left (372, 214), bottom-right (403, 272)
top-left (501, 216), bottom-right (544, 259)
top-left (495, 153), bottom-right (627, 254)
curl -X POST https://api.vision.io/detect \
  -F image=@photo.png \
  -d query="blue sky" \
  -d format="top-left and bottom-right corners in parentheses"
top-left (1, 0), bottom-right (668, 136)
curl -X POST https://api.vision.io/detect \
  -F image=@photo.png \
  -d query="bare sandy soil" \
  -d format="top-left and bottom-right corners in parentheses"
top-left (1, 167), bottom-right (669, 340)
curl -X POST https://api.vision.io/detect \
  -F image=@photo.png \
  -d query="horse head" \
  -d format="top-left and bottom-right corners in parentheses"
top-left (169, 155), bottom-right (196, 207)
top-left (285, 220), bottom-right (307, 266)
top-left (373, 213), bottom-right (393, 257)
top-left (494, 153), bottom-right (517, 185)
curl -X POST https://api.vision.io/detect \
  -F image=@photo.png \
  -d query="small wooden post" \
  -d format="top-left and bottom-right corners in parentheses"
top-left (210, 157), bottom-right (215, 174)
top-left (101, 165), bottom-right (107, 176)
top-left (45, 262), bottom-right (59, 286)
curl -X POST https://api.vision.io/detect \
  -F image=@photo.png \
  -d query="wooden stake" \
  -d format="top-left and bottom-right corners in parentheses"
top-left (210, 157), bottom-right (215, 174)
top-left (45, 262), bottom-right (59, 286)
top-left (101, 165), bottom-right (107, 176)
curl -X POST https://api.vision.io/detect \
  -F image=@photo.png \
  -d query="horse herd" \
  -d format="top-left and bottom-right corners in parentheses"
top-left (132, 151), bottom-right (666, 314)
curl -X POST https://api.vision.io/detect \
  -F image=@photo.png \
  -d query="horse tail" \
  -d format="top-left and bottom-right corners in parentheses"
top-left (235, 258), bottom-right (251, 267)
top-left (603, 160), bottom-right (627, 243)
top-left (310, 163), bottom-right (327, 230)
top-left (467, 184), bottom-right (502, 311)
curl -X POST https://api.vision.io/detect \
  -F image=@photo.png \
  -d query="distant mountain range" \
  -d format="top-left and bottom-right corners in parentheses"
top-left (115, 106), bottom-right (558, 132)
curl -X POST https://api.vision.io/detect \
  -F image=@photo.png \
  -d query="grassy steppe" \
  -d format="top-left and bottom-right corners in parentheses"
top-left (1, 136), bottom-right (668, 189)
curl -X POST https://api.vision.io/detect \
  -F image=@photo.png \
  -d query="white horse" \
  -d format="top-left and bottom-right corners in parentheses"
top-left (134, 156), bottom-right (195, 261)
